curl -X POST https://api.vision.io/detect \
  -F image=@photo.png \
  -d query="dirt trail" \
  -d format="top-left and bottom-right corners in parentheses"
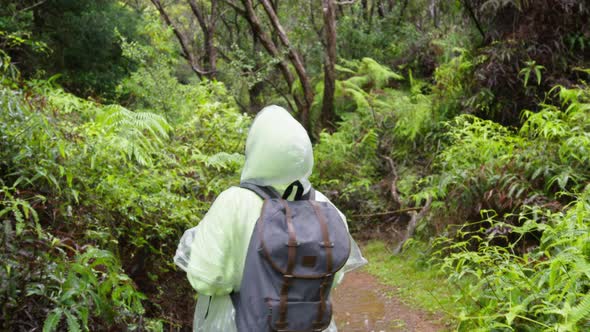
top-left (332, 270), bottom-right (447, 332)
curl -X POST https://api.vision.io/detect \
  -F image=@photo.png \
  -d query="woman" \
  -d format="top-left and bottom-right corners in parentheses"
top-left (174, 105), bottom-right (366, 331)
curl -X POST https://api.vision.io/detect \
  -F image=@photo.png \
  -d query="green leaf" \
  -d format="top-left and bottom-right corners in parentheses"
top-left (43, 309), bottom-right (63, 332)
top-left (64, 310), bottom-right (81, 332)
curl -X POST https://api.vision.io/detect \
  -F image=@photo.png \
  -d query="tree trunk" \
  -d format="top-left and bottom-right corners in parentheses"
top-left (321, 0), bottom-right (337, 130)
top-left (397, 0), bottom-right (409, 25)
top-left (393, 196), bottom-right (432, 254)
top-left (259, 0), bottom-right (314, 131)
top-left (208, 0), bottom-right (218, 77)
top-left (377, 0), bottom-right (386, 18)
top-left (187, 0), bottom-right (218, 77)
top-left (150, 0), bottom-right (209, 78)
top-left (429, 0), bottom-right (439, 28)
top-left (237, 0), bottom-right (306, 117)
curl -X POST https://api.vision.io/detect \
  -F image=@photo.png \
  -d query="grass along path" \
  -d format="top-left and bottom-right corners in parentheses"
top-left (331, 241), bottom-right (458, 331)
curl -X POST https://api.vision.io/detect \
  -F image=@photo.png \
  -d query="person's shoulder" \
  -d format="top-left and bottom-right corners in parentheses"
top-left (217, 185), bottom-right (262, 201)
top-left (312, 189), bottom-right (330, 203)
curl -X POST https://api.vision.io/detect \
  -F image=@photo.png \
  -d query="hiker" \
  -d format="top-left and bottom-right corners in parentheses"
top-left (174, 105), bottom-right (367, 331)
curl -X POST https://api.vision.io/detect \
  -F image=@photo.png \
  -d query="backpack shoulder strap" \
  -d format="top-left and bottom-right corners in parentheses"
top-left (282, 180), bottom-right (316, 201)
top-left (301, 188), bottom-right (315, 201)
top-left (239, 182), bottom-right (280, 200)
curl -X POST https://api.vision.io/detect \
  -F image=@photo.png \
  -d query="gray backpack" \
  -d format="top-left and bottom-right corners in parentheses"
top-left (231, 181), bottom-right (351, 332)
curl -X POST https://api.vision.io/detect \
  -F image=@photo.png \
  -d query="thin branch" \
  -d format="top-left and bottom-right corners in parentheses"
top-left (383, 156), bottom-right (402, 207)
top-left (461, 0), bottom-right (486, 40)
top-left (259, 0), bottom-right (314, 128)
top-left (221, 0), bottom-right (246, 15)
top-left (150, 0), bottom-right (212, 77)
top-left (187, 0), bottom-right (208, 32)
top-left (393, 196), bottom-right (433, 254)
top-left (351, 207), bottom-right (423, 218)
top-left (17, 0), bottom-right (47, 13)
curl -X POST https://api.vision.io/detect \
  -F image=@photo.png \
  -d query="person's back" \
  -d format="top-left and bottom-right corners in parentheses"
top-left (174, 105), bottom-right (367, 331)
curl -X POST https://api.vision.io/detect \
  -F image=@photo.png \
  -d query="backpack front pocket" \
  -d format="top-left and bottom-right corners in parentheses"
top-left (267, 299), bottom-right (332, 332)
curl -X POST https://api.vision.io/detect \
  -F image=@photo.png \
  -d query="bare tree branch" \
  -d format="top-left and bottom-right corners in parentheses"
top-left (235, 0), bottom-right (306, 117)
top-left (150, 0), bottom-right (211, 77)
top-left (259, 0), bottom-right (314, 130)
top-left (462, 0), bottom-right (486, 40)
top-left (187, 0), bottom-right (218, 76)
top-left (393, 196), bottom-right (433, 254)
top-left (221, 0), bottom-right (246, 15)
top-left (17, 0), bottom-right (47, 13)
top-left (384, 156), bottom-right (403, 207)
top-left (321, 0), bottom-right (337, 129)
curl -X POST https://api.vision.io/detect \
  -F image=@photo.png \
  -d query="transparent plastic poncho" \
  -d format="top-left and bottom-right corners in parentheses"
top-left (174, 105), bottom-right (367, 331)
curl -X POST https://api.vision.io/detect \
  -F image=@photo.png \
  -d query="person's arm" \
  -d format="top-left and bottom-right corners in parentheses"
top-left (174, 188), bottom-right (241, 296)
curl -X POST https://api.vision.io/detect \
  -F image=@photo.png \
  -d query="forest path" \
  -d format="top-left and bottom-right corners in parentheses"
top-left (332, 270), bottom-right (447, 332)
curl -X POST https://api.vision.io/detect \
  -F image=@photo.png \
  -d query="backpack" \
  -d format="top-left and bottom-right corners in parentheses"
top-left (231, 181), bottom-right (351, 332)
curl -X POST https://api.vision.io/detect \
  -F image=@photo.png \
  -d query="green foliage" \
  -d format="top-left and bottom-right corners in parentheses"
top-left (340, 57), bottom-right (404, 90)
top-left (313, 58), bottom-right (408, 226)
top-left (1, 0), bottom-right (144, 97)
top-left (0, 43), bottom-right (249, 327)
top-left (93, 105), bottom-right (171, 167)
top-left (1, 187), bottom-right (145, 331)
top-left (3, 0), bottom-right (590, 329)
top-left (37, 248), bottom-right (146, 332)
top-left (423, 83), bottom-right (590, 228)
top-left (519, 60), bottom-right (545, 87)
top-left (432, 189), bottom-right (590, 330)
top-left (433, 48), bottom-right (478, 116)
top-left (363, 240), bottom-right (460, 322)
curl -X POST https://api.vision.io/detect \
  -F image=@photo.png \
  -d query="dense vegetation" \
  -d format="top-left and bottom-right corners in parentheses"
top-left (1, 0), bottom-right (589, 331)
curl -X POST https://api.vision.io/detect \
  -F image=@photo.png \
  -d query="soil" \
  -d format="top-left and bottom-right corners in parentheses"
top-left (332, 270), bottom-right (447, 332)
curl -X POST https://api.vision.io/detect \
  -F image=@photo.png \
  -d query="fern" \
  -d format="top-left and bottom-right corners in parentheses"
top-left (200, 152), bottom-right (244, 171)
top-left (93, 105), bottom-right (171, 166)
top-left (569, 295), bottom-right (590, 327)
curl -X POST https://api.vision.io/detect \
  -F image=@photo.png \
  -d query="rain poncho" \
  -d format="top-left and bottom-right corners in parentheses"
top-left (174, 105), bottom-right (367, 331)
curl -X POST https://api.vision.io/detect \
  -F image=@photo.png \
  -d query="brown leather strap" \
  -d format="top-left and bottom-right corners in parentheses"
top-left (309, 201), bottom-right (334, 327)
top-left (277, 199), bottom-right (297, 328)
top-left (309, 201), bottom-right (333, 272)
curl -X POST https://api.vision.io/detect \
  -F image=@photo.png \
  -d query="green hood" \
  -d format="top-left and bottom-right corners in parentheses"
top-left (240, 105), bottom-right (314, 193)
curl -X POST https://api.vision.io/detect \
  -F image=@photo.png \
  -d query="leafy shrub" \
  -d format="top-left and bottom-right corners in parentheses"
top-left (313, 58), bottom-right (439, 228)
top-left (433, 189), bottom-right (590, 331)
top-left (0, 49), bottom-right (249, 328)
top-left (425, 83), bottom-right (590, 229)
top-left (0, 187), bottom-right (146, 332)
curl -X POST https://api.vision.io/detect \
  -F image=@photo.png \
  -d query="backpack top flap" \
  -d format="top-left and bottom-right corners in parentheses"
top-left (259, 199), bottom-right (351, 278)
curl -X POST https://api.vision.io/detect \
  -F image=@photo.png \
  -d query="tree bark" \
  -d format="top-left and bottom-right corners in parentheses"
top-left (393, 196), bottom-right (433, 254)
top-left (429, 0), bottom-right (438, 28)
top-left (321, 0), bottom-right (337, 129)
top-left (397, 0), bottom-right (409, 25)
top-left (187, 0), bottom-right (218, 77)
top-left (150, 0), bottom-right (210, 78)
top-left (236, 0), bottom-right (306, 117)
top-left (208, 0), bottom-right (218, 76)
top-left (259, 0), bottom-right (314, 131)
top-left (377, 0), bottom-right (386, 18)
